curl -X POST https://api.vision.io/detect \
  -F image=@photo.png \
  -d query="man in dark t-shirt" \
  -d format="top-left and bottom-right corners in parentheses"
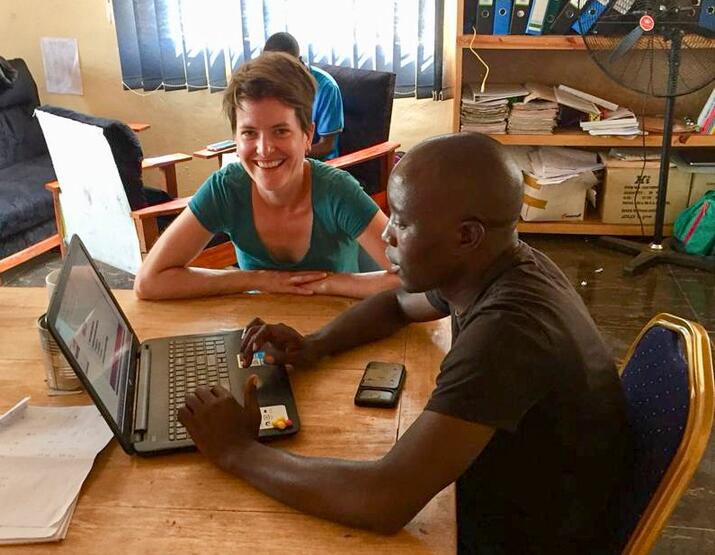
top-left (178, 133), bottom-right (631, 553)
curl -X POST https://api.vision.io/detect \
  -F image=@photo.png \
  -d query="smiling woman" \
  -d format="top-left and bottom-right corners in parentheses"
top-left (133, 52), bottom-right (399, 301)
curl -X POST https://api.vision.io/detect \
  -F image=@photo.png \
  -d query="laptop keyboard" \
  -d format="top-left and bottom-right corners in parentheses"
top-left (168, 336), bottom-right (229, 441)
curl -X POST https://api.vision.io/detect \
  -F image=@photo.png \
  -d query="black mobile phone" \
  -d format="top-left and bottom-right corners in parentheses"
top-left (354, 361), bottom-right (406, 408)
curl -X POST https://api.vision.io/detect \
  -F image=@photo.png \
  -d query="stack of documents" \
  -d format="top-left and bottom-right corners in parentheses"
top-left (554, 84), bottom-right (618, 117)
top-left (580, 108), bottom-right (641, 137)
top-left (510, 145), bottom-right (604, 183)
top-left (461, 98), bottom-right (510, 134)
top-left (508, 101), bottom-right (559, 134)
top-left (0, 398), bottom-right (113, 544)
top-left (510, 146), bottom-right (603, 222)
top-left (461, 84), bottom-right (529, 134)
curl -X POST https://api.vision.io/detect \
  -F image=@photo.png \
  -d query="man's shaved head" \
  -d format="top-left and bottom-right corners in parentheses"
top-left (383, 133), bottom-right (524, 294)
top-left (390, 133), bottom-right (523, 230)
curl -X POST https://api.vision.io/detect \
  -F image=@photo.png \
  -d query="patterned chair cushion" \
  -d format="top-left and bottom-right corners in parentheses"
top-left (617, 325), bottom-right (690, 545)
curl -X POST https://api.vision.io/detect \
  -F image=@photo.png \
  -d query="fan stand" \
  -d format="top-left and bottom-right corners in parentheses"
top-left (598, 31), bottom-right (715, 275)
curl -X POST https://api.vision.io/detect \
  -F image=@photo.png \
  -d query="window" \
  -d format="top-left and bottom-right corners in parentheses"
top-left (112, 0), bottom-right (441, 98)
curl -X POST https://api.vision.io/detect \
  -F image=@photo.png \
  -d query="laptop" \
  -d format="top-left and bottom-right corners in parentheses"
top-left (46, 235), bottom-right (300, 455)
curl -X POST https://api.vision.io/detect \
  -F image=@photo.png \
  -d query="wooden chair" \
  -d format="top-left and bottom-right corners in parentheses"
top-left (617, 313), bottom-right (714, 554)
top-left (36, 106), bottom-right (234, 274)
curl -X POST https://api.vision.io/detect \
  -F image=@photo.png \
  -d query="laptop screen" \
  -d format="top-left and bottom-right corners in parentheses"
top-left (50, 242), bottom-right (134, 428)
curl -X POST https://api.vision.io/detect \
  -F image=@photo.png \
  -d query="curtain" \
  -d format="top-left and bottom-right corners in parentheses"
top-left (112, 0), bottom-right (441, 99)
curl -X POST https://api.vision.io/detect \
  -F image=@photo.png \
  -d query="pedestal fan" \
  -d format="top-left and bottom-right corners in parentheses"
top-left (579, 0), bottom-right (715, 274)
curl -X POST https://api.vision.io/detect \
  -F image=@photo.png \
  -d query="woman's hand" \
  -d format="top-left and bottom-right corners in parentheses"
top-left (297, 272), bottom-right (400, 299)
top-left (253, 269), bottom-right (328, 295)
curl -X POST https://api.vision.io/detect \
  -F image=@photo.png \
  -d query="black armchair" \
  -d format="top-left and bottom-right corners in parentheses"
top-left (0, 58), bottom-right (58, 276)
top-left (314, 64), bottom-right (396, 196)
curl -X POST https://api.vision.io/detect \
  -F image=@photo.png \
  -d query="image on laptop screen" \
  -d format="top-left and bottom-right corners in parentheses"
top-left (51, 247), bottom-right (133, 427)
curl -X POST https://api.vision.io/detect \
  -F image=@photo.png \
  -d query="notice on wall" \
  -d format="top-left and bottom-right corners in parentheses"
top-left (40, 37), bottom-right (83, 95)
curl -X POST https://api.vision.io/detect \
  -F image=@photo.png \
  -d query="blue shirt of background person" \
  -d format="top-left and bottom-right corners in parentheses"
top-left (188, 159), bottom-right (377, 272)
top-left (309, 66), bottom-right (343, 160)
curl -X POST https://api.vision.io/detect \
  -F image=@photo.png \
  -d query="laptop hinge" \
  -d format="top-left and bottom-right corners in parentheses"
top-left (133, 345), bottom-right (151, 434)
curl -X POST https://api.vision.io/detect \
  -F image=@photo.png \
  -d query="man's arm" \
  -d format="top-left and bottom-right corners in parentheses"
top-left (240, 288), bottom-right (446, 366)
top-left (309, 133), bottom-right (339, 160)
top-left (180, 383), bottom-right (494, 533)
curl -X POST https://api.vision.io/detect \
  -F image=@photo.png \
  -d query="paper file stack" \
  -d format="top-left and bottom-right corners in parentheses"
top-left (461, 84), bottom-right (528, 134)
top-left (509, 146), bottom-right (603, 221)
top-left (0, 398), bottom-right (113, 545)
top-left (508, 101), bottom-right (559, 134)
top-left (580, 108), bottom-right (641, 137)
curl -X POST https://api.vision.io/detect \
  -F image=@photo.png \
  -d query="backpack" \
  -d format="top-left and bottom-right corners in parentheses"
top-left (673, 190), bottom-right (715, 256)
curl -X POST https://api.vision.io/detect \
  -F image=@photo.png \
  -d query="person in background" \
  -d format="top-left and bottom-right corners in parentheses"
top-left (134, 52), bottom-right (398, 300)
top-left (263, 32), bottom-right (343, 160)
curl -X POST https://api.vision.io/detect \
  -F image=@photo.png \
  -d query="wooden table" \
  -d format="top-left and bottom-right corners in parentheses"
top-left (0, 288), bottom-right (455, 553)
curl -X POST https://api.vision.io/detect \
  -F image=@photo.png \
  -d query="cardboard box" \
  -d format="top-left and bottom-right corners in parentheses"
top-left (521, 172), bottom-right (597, 222)
top-left (600, 157), bottom-right (690, 225)
top-left (687, 171), bottom-right (715, 206)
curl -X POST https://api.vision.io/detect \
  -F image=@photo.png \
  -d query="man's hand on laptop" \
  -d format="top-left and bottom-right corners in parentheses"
top-left (239, 318), bottom-right (321, 368)
top-left (178, 378), bottom-right (260, 469)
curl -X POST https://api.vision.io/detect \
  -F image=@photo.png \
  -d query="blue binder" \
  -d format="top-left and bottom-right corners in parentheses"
top-left (476, 0), bottom-right (495, 34)
top-left (493, 0), bottom-right (513, 34)
top-left (700, 0), bottom-right (715, 33)
top-left (571, 0), bottom-right (609, 35)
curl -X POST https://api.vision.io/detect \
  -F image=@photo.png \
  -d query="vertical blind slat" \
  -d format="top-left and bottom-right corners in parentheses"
top-left (113, 0), bottom-right (143, 89)
top-left (113, 0), bottom-right (437, 97)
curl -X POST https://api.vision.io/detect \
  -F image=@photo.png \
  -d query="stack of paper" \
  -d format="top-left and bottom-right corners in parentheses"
top-left (0, 398), bottom-right (113, 544)
top-left (508, 101), bottom-right (559, 134)
top-left (510, 146), bottom-right (602, 222)
top-left (461, 84), bottom-right (529, 135)
top-left (580, 108), bottom-right (641, 137)
top-left (510, 145), bottom-right (604, 183)
top-left (461, 98), bottom-right (510, 134)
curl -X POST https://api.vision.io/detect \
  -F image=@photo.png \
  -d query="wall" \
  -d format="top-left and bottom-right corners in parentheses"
top-left (0, 0), bottom-right (452, 196)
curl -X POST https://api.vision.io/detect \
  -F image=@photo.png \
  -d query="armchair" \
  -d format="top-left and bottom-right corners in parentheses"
top-left (0, 58), bottom-right (58, 278)
top-left (36, 106), bottom-right (234, 275)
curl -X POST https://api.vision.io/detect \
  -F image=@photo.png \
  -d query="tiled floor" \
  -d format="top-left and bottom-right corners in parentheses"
top-left (2, 235), bottom-right (714, 552)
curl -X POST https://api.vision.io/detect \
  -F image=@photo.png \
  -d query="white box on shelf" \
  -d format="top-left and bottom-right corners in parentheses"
top-left (521, 172), bottom-right (597, 222)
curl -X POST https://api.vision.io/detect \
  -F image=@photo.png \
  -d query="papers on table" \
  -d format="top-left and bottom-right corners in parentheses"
top-left (0, 398), bottom-right (113, 544)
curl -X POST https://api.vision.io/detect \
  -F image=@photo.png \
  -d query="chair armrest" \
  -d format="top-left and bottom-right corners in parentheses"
top-left (142, 153), bottom-right (192, 170)
top-left (193, 146), bottom-right (237, 160)
top-left (326, 141), bottom-right (400, 170)
top-left (45, 180), bottom-right (60, 193)
top-left (142, 153), bottom-right (192, 198)
top-left (130, 196), bottom-right (192, 220)
top-left (128, 122), bottom-right (151, 133)
top-left (130, 197), bottom-right (192, 254)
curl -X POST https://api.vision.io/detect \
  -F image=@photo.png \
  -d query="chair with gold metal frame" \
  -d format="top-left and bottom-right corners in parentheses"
top-left (617, 313), bottom-right (714, 554)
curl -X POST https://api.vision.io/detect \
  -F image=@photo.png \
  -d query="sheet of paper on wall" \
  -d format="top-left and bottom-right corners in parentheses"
top-left (40, 37), bottom-right (83, 95)
top-left (0, 397), bottom-right (113, 544)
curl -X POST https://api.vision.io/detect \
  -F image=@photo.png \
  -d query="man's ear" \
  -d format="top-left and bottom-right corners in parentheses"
top-left (458, 218), bottom-right (485, 251)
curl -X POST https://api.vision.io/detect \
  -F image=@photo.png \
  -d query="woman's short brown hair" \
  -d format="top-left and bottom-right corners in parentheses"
top-left (223, 52), bottom-right (316, 134)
